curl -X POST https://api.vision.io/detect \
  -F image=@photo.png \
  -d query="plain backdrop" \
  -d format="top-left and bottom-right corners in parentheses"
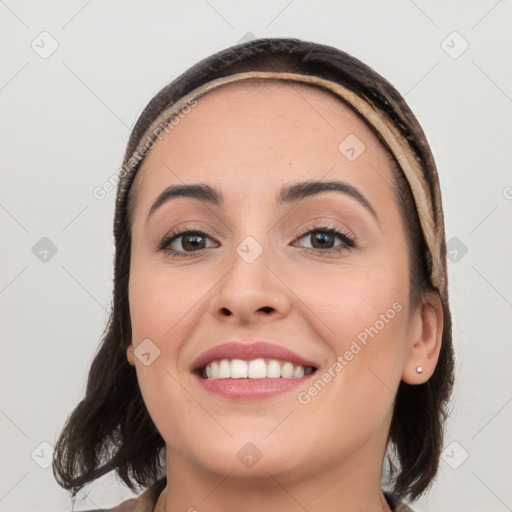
top-left (1, 1), bottom-right (511, 511)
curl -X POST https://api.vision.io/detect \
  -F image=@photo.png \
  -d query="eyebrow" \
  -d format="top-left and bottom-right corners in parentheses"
top-left (146, 179), bottom-right (377, 222)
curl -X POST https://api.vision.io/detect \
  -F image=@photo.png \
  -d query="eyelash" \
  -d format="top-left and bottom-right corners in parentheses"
top-left (157, 223), bottom-right (356, 259)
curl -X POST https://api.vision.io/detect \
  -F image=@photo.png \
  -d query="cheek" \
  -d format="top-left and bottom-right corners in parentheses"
top-left (294, 265), bottom-right (409, 411)
top-left (128, 264), bottom-right (204, 349)
top-left (298, 259), bottom-right (408, 343)
top-left (128, 270), bottom-right (202, 450)
top-left (127, 264), bottom-right (215, 415)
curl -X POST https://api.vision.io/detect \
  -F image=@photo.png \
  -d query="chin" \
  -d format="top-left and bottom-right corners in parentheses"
top-left (168, 430), bottom-right (310, 480)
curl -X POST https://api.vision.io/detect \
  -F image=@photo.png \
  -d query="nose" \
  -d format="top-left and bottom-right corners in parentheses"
top-left (210, 239), bottom-right (292, 325)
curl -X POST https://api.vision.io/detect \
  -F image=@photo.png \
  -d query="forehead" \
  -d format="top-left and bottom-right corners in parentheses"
top-left (130, 79), bottom-right (397, 217)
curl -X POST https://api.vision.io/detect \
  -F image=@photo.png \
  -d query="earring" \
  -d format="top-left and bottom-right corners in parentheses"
top-left (416, 366), bottom-right (423, 374)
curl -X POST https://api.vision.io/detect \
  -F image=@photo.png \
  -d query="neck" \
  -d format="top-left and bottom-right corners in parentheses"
top-left (157, 441), bottom-right (392, 512)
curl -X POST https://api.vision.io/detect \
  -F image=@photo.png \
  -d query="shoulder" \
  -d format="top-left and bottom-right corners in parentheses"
top-left (70, 477), bottom-right (167, 512)
top-left (384, 491), bottom-right (416, 512)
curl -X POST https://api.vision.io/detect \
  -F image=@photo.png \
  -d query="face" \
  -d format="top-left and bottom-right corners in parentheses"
top-left (126, 80), bottom-right (429, 482)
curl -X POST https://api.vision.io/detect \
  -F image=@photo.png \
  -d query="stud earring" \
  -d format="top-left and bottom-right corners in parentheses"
top-left (416, 366), bottom-right (423, 374)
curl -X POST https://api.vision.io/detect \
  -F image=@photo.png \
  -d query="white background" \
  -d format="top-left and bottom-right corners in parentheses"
top-left (1, 1), bottom-right (511, 511)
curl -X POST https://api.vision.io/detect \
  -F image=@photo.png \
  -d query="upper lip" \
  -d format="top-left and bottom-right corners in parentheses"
top-left (191, 341), bottom-right (318, 372)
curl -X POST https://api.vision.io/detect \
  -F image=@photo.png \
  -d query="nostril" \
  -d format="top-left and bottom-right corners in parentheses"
top-left (259, 306), bottom-right (273, 313)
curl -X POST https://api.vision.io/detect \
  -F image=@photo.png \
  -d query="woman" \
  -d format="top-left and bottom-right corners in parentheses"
top-left (53, 37), bottom-right (454, 512)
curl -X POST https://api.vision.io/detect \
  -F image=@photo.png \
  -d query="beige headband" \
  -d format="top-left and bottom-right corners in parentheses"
top-left (118, 71), bottom-right (445, 299)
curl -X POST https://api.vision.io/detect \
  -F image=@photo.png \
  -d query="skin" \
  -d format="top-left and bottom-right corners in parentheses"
top-left (126, 80), bottom-right (443, 512)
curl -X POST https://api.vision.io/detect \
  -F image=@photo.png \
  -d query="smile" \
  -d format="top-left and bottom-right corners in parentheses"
top-left (191, 341), bottom-right (319, 399)
top-left (200, 358), bottom-right (316, 379)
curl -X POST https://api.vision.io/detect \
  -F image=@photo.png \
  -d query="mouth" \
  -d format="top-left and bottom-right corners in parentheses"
top-left (196, 358), bottom-right (317, 380)
top-left (191, 341), bottom-right (319, 399)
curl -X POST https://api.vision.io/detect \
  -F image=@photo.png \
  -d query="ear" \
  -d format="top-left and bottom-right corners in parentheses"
top-left (402, 290), bottom-right (443, 384)
top-left (126, 341), bottom-right (136, 366)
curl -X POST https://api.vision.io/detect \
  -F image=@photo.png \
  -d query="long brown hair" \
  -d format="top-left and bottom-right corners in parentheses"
top-left (52, 37), bottom-right (454, 501)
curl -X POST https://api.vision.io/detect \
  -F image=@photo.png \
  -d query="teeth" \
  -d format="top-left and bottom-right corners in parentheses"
top-left (266, 360), bottom-right (281, 378)
top-left (230, 359), bottom-right (248, 379)
top-left (248, 358), bottom-right (266, 379)
top-left (281, 362), bottom-right (294, 378)
top-left (203, 358), bottom-right (313, 380)
top-left (218, 359), bottom-right (230, 378)
top-left (293, 365), bottom-right (305, 378)
top-left (210, 361), bottom-right (219, 379)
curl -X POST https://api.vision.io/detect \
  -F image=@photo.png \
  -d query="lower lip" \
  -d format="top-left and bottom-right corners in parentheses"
top-left (194, 374), bottom-right (315, 400)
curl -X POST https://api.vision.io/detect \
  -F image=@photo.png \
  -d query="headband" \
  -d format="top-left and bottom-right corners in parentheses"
top-left (116, 71), bottom-right (446, 301)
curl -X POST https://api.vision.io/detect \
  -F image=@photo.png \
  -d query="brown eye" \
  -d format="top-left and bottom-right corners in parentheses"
top-left (159, 230), bottom-right (217, 257)
top-left (177, 232), bottom-right (207, 251)
top-left (307, 231), bottom-right (337, 249)
top-left (295, 225), bottom-right (355, 254)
